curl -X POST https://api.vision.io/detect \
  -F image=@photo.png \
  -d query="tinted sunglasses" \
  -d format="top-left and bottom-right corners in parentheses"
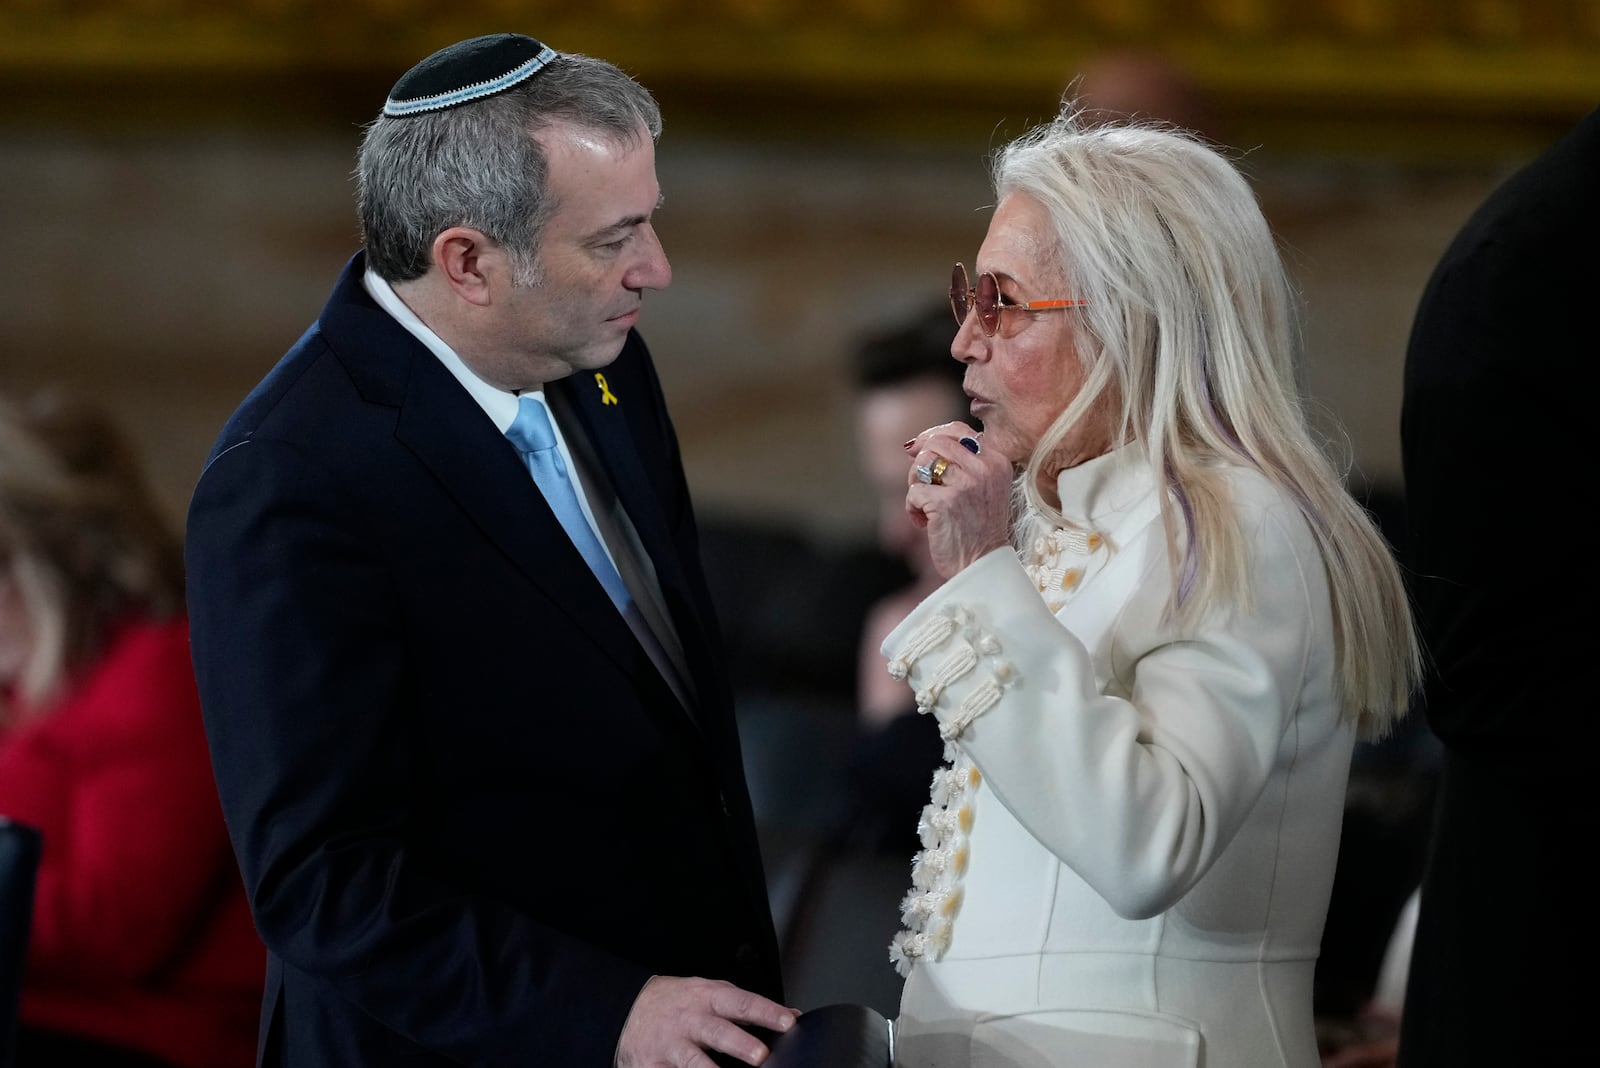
top-left (950, 262), bottom-right (1088, 337)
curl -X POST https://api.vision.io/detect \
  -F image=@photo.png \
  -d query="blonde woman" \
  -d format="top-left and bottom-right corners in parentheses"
top-left (0, 390), bottom-right (262, 1067)
top-left (882, 108), bottom-right (1419, 1067)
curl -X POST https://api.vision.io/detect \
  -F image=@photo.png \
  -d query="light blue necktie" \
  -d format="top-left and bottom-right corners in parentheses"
top-left (505, 395), bottom-right (632, 613)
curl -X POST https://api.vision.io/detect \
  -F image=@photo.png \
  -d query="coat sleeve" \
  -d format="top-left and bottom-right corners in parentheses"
top-left (185, 433), bottom-right (649, 1066)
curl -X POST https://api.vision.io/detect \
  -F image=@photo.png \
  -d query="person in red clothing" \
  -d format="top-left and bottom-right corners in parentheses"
top-left (0, 389), bottom-right (263, 1068)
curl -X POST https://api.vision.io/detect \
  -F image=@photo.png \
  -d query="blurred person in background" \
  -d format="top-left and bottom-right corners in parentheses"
top-left (0, 389), bottom-right (262, 1068)
top-left (880, 105), bottom-right (1419, 1066)
top-left (1072, 48), bottom-right (1223, 143)
top-left (846, 304), bottom-right (972, 855)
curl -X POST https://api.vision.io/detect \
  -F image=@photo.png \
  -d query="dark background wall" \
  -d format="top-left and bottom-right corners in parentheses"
top-left (3, 0), bottom-right (1596, 542)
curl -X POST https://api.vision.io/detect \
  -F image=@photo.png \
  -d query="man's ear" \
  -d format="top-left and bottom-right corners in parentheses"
top-left (432, 227), bottom-right (502, 308)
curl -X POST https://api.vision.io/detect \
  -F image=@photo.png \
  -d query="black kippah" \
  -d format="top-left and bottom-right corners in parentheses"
top-left (383, 33), bottom-right (561, 118)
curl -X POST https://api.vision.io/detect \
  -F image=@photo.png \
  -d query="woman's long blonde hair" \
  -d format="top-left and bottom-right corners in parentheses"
top-left (996, 105), bottom-right (1419, 739)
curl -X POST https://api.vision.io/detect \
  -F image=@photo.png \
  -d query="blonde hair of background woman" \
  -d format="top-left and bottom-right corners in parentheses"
top-left (994, 105), bottom-right (1420, 740)
top-left (0, 389), bottom-right (184, 717)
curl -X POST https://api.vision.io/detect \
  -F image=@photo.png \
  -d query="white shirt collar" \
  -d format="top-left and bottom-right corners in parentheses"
top-left (361, 267), bottom-right (531, 431)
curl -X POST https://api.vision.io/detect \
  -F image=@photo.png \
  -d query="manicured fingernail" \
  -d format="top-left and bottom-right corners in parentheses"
top-left (959, 436), bottom-right (980, 454)
top-left (903, 439), bottom-right (916, 451)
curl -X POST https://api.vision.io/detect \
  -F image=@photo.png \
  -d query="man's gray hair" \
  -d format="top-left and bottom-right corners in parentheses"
top-left (357, 52), bottom-right (661, 285)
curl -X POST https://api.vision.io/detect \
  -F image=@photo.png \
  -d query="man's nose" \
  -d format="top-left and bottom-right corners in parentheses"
top-left (627, 223), bottom-right (671, 291)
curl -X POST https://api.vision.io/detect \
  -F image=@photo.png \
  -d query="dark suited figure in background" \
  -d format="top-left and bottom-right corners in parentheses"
top-left (185, 32), bottom-right (794, 1068)
top-left (1397, 104), bottom-right (1599, 1065)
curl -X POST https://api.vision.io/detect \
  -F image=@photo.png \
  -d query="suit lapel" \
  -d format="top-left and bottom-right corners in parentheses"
top-left (320, 261), bottom-right (712, 743)
top-left (553, 370), bottom-right (727, 730)
top-left (308, 275), bottom-right (657, 693)
top-left (393, 356), bottom-right (657, 669)
top-left (555, 360), bottom-right (771, 931)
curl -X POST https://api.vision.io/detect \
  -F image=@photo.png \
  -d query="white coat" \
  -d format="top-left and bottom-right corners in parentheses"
top-left (882, 445), bottom-right (1353, 1067)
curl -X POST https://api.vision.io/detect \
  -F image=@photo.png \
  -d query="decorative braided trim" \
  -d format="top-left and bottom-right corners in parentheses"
top-left (914, 643), bottom-right (977, 714)
top-left (883, 603), bottom-right (1021, 975)
top-left (888, 754), bottom-right (981, 977)
top-left (1053, 528), bottom-right (1104, 555)
top-left (886, 611), bottom-right (957, 681)
top-left (1034, 565), bottom-right (1082, 592)
top-left (937, 667), bottom-right (1013, 740)
top-left (888, 601), bottom-right (1016, 736)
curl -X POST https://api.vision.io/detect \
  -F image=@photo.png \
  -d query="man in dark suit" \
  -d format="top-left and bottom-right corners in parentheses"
top-left (185, 33), bottom-right (794, 1068)
top-left (1397, 104), bottom-right (1598, 1065)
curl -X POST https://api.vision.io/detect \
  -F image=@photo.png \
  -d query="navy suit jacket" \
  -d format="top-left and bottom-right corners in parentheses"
top-left (186, 254), bottom-right (782, 1067)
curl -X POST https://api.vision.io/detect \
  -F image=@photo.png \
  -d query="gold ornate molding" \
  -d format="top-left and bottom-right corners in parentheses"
top-left (2, 0), bottom-right (1596, 157)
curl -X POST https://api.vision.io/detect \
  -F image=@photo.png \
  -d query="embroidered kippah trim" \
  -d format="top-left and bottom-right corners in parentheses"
top-left (384, 46), bottom-right (562, 116)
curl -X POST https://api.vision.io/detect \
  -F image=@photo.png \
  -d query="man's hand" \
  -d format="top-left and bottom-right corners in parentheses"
top-left (616, 975), bottom-right (798, 1068)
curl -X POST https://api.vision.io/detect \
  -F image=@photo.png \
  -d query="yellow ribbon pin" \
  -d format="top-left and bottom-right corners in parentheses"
top-left (595, 373), bottom-right (619, 405)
